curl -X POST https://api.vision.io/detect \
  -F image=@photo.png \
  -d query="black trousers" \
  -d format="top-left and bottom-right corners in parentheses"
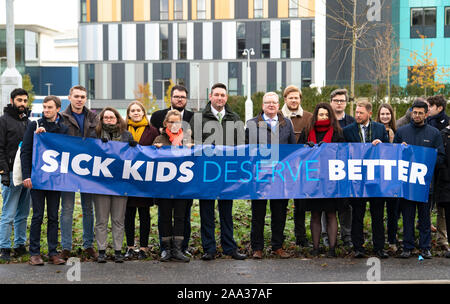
top-left (158, 199), bottom-right (189, 237)
top-left (124, 206), bottom-right (150, 248)
top-left (444, 204), bottom-right (450, 245)
top-left (251, 199), bottom-right (288, 251)
top-left (351, 198), bottom-right (385, 252)
top-left (294, 199), bottom-right (307, 243)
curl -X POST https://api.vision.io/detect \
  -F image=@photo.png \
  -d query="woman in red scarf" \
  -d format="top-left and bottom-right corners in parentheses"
top-left (153, 110), bottom-right (192, 262)
top-left (298, 103), bottom-right (345, 257)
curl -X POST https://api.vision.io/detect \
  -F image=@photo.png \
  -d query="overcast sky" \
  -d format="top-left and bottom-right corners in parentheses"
top-left (0, 0), bottom-right (79, 32)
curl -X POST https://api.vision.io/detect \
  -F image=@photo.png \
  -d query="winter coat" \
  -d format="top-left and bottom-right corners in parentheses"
top-left (189, 102), bottom-right (243, 146)
top-left (150, 108), bottom-right (194, 134)
top-left (61, 105), bottom-right (98, 138)
top-left (21, 114), bottom-right (69, 180)
top-left (343, 120), bottom-right (389, 143)
top-left (434, 127), bottom-right (450, 204)
top-left (245, 111), bottom-right (296, 145)
top-left (0, 104), bottom-right (31, 175)
top-left (427, 110), bottom-right (449, 131)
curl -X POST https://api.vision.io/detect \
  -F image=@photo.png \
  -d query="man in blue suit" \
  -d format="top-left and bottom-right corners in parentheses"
top-left (343, 99), bottom-right (389, 259)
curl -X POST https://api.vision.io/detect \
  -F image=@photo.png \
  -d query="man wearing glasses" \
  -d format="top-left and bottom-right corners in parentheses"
top-left (150, 85), bottom-right (194, 257)
top-left (322, 89), bottom-right (355, 249)
top-left (394, 99), bottom-right (445, 259)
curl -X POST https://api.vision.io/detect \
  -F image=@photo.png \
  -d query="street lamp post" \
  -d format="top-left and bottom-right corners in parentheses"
top-left (242, 48), bottom-right (255, 125)
top-left (45, 83), bottom-right (53, 95)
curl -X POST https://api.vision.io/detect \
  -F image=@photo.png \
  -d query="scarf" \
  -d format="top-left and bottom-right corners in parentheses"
top-left (281, 103), bottom-right (304, 119)
top-left (307, 119), bottom-right (334, 143)
top-left (128, 116), bottom-right (149, 143)
top-left (101, 124), bottom-right (122, 141)
top-left (165, 127), bottom-right (184, 146)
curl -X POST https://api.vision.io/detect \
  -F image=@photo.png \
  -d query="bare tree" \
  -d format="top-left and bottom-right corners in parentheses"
top-left (294, 0), bottom-right (388, 115)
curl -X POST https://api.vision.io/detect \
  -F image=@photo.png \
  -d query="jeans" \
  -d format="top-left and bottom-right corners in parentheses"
top-left (29, 190), bottom-right (60, 256)
top-left (0, 172), bottom-right (31, 249)
top-left (199, 200), bottom-right (237, 255)
top-left (400, 199), bottom-right (431, 250)
top-left (60, 192), bottom-right (94, 250)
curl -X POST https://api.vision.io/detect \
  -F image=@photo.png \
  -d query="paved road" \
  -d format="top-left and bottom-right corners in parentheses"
top-left (1, 257), bottom-right (449, 284)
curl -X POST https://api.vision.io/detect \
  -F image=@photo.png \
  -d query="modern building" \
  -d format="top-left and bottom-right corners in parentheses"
top-left (0, 0), bottom-right (79, 97)
top-left (78, 0), bottom-right (323, 111)
top-left (394, 0), bottom-right (450, 88)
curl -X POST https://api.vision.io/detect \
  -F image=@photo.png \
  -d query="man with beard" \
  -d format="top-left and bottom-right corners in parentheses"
top-left (151, 85), bottom-right (194, 257)
top-left (281, 85), bottom-right (312, 248)
top-left (394, 99), bottom-right (445, 258)
top-left (0, 88), bottom-right (31, 261)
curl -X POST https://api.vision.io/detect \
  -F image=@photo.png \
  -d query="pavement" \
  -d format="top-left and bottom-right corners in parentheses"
top-left (1, 256), bottom-right (450, 284)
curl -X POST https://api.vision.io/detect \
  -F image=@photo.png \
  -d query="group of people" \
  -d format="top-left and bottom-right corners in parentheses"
top-left (0, 83), bottom-right (449, 266)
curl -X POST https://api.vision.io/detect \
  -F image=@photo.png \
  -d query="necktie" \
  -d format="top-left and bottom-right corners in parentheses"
top-left (363, 126), bottom-right (369, 143)
top-left (217, 112), bottom-right (223, 123)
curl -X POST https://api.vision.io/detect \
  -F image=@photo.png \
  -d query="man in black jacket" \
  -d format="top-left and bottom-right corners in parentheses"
top-left (21, 96), bottom-right (69, 265)
top-left (246, 92), bottom-right (295, 259)
top-left (189, 83), bottom-right (247, 261)
top-left (343, 99), bottom-right (390, 259)
top-left (0, 88), bottom-right (31, 261)
top-left (394, 99), bottom-right (445, 259)
top-left (426, 95), bottom-right (449, 252)
top-left (151, 85), bottom-right (194, 257)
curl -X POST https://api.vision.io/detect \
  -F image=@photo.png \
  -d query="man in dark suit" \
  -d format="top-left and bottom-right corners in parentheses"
top-left (150, 85), bottom-right (194, 257)
top-left (343, 99), bottom-right (389, 259)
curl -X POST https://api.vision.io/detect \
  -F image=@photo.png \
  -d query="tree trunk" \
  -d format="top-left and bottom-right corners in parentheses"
top-left (350, 0), bottom-right (357, 116)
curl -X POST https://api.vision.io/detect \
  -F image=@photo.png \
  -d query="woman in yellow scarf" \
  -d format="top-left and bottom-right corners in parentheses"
top-left (124, 101), bottom-right (159, 260)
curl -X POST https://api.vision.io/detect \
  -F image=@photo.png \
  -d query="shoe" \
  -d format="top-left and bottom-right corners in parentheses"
top-left (326, 248), bottom-right (337, 258)
top-left (310, 248), bottom-right (320, 257)
top-left (59, 249), bottom-right (71, 260)
top-left (97, 251), bottom-right (107, 263)
top-left (420, 249), bottom-right (432, 259)
top-left (171, 237), bottom-right (190, 263)
top-left (160, 237), bottom-right (172, 262)
top-left (297, 239), bottom-right (310, 248)
top-left (343, 240), bottom-right (353, 248)
top-left (182, 249), bottom-right (192, 258)
top-left (445, 251), bottom-right (450, 258)
top-left (29, 255), bottom-right (44, 266)
top-left (375, 249), bottom-right (389, 259)
top-left (354, 249), bottom-right (367, 258)
top-left (0, 248), bottom-right (11, 261)
top-left (252, 250), bottom-right (263, 259)
top-left (137, 250), bottom-right (147, 260)
top-left (229, 249), bottom-right (247, 260)
top-left (14, 245), bottom-right (28, 257)
top-left (84, 247), bottom-right (98, 260)
top-left (397, 249), bottom-right (412, 259)
top-left (201, 252), bottom-right (215, 261)
top-left (125, 248), bottom-right (137, 260)
top-left (48, 255), bottom-right (66, 265)
top-left (273, 248), bottom-right (290, 259)
top-left (114, 251), bottom-right (124, 263)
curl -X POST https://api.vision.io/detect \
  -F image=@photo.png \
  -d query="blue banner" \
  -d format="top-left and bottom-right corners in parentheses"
top-left (31, 133), bottom-right (437, 202)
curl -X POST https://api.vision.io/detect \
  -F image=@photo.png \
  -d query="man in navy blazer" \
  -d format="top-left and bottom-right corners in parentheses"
top-left (343, 99), bottom-right (389, 259)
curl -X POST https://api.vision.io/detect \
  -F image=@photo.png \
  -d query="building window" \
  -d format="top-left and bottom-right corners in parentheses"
top-left (197, 0), bottom-right (206, 19)
top-left (236, 22), bottom-right (246, 59)
top-left (174, 0), bottom-right (183, 20)
top-left (176, 63), bottom-right (186, 86)
top-left (80, 0), bottom-right (87, 22)
top-left (160, 24), bottom-right (169, 60)
top-left (410, 7), bottom-right (436, 38)
top-left (160, 0), bottom-right (169, 20)
top-left (179, 24), bottom-right (187, 60)
top-left (228, 62), bottom-right (239, 96)
top-left (88, 64), bottom-right (95, 99)
top-left (289, 0), bottom-right (298, 18)
top-left (254, 0), bottom-right (263, 18)
top-left (301, 61), bottom-right (311, 88)
top-left (281, 21), bottom-right (290, 58)
top-left (312, 21), bottom-right (315, 58)
top-left (261, 21), bottom-right (270, 58)
top-left (445, 7), bottom-right (450, 37)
